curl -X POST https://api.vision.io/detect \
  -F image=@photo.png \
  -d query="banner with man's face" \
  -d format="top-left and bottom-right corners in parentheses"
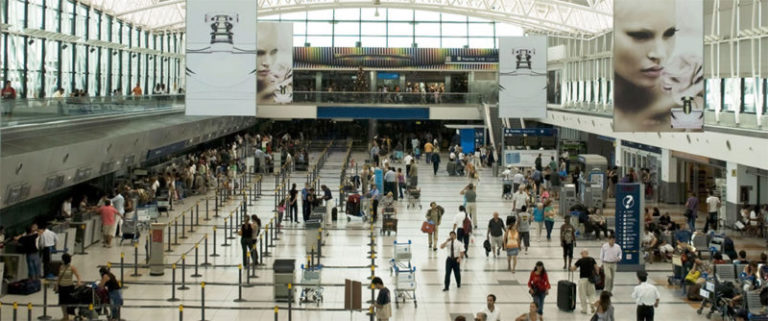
top-left (185, 0), bottom-right (258, 116)
top-left (257, 22), bottom-right (293, 105)
top-left (613, 0), bottom-right (704, 132)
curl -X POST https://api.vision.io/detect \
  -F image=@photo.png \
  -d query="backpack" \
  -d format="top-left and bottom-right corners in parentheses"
top-left (462, 212), bottom-right (473, 234)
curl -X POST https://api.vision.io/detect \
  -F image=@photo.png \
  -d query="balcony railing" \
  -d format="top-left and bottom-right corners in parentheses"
top-left (1, 95), bottom-right (185, 129)
top-left (291, 91), bottom-right (484, 105)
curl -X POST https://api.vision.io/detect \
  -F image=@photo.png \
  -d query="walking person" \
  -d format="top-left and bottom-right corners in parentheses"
top-left (441, 231), bottom-right (465, 291)
top-left (56, 253), bottom-right (82, 321)
top-left (533, 202), bottom-right (544, 240)
top-left (461, 184), bottom-right (478, 229)
top-left (239, 216), bottom-right (254, 268)
top-left (408, 159), bottom-right (419, 187)
top-left (425, 202), bottom-right (445, 251)
top-left (482, 294), bottom-right (502, 321)
top-left (98, 200), bottom-right (123, 248)
top-left (593, 291), bottom-right (615, 321)
top-left (250, 215), bottom-right (261, 266)
top-left (631, 271), bottom-right (660, 321)
top-left (512, 186), bottom-right (528, 214)
top-left (543, 200), bottom-right (556, 240)
top-left (452, 205), bottom-right (472, 257)
top-left (289, 183), bottom-right (299, 223)
top-left (431, 152), bottom-right (441, 175)
top-left (571, 250), bottom-right (598, 314)
top-left (560, 216), bottom-right (576, 269)
top-left (396, 168), bottom-right (405, 199)
top-left (600, 235), bottom-right (622, 293)
top-left (704, 190), bottom-right (720, 233)
top-left (38, 224), bottom-right (58, 278)
top-left (526, 261), bottom-right (550, 320)
top-left (684, 192), bottom-right (699, 231)
top-left (98, 267), bottom-right (123, 321)
top-left (504, 223), bottom-right (520, 273)
top-left (301, 183), bottom-right (310, 222)
top-left (486, 212), bottom-right (505, 257)
top-left (371, 277), bottom-right (392, 321)
top-left (516, 208), bottom-right (532, 255)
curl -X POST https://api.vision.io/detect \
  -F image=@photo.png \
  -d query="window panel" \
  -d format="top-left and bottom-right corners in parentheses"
top-left (723, 78), bottom-right (740, 112)
top-left (495, 23), bottom-right (523, 36)
top-left (293, 36), bottom-right (306, 47)
top-left (27, 2), bottom-right (43, 29)
top-left (279, 12), bottom-right (307, 20)
top-left (468, 23), bottom-right (493, 36)
top-left (306, 36), bottom-right (332, 47)
top-left (415, 37), bottom-right (440, 48)
top-left (442, 23), bottom-right (467, 37)
top-left (44, 40), bottom-right (59, 95)
top-left (306, 22), bottom-right (333, 35)
top-left (45, 6), bottom-right (60, 31)
top-left (415, 10), bottom-right (440, 21)
top-left (388, 9), bottom-right (413, 21)
top-left (441, 13), bottom-right (466, 22)
top-left (743, 78), bottom-right (757, 113)
top-left (334, 22), bottom-right (359, 36)
top-left (387, 37), bottom-right (413, 48)
top-left (414, 23), bottom-right (440, 36)
top-left (388, 22), bottom-right (412, 36)
top-left (307, 10), bottom-right (333, 20)
top-left (441, 37), bottom-right (467, 48)
top-left (361, 22), bottom-right (386, 36)
top-left (361, 36), bottom-right (386, 47)
top-left (334, 8), bottom-right (359, 20)
top-left (705, 78), bottom-right (721, 111)
top-left (293, 22), bottom-right (307, 35)
top-left (468, 38), bottom-right (494, 48)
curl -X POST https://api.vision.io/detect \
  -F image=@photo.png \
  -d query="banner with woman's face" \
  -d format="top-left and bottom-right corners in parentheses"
top-left (257, 22), bottom-right (294, 105)
top-left (613, 0), bottom-right (704, 132)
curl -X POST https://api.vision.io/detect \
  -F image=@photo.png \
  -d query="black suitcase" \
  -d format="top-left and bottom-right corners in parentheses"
top-left (8, 279), bottom-right (41, 295)
top-left (557, 272), bottom-right (576, 312)
top-left (331, 207), bottom-right (338, 221)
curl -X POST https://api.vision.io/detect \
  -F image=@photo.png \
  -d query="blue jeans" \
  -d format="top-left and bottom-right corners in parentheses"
top-left (544, 220), bottom-right (555, 240)
top-left (26, 253), bottom-right (41, 279)
top-left (688, 215), bottom-right (696, 232)
top-left (109, 289), bottom-right (123, 319)
top-left (531, 291), bottom-right (547, 315)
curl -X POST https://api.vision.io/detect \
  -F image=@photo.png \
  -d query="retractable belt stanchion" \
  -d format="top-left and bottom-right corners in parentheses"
top-left (192, 243), bottom-right (202, 277)
top-left (221, 218), bottom-right (230, 247)
top-left (196, 201), bottom-right (200, 227)
top-left (203, 233), bottom-right (213, 264)
top-left (173, 218), bottom-right (180, 245)
top-left (259, 234), bottom-right (265, 264)
top-left (178, 255), bottom-right (189, 290)
top-left (119, 253), bottom-right (125, 289)
top-left (12, 302), bottom-right (17, 321)
top-left (26, 303), bottom-right (31, 321)
top-left (288, 283), bottom-right (293, 321)
top-left (234, 264), bottom-right (245, 302)
top-left (166, 224), bottom-right (172, 253)
top-left (37, 281), bottom-right (51, 320)
top-left (167, 264), bottom-right (179, 302)
top-left (178, 305), bottom-right (183, 321)
top-left (205, 198), bottom-right (211, 221)
top-left (181, 212), bottom-right (187, 239)
top-left (274, 306), bottom-right (278, 321)
top-left (211, 228), bottom-right (220, 257)
top-left (200, 282), bottom-right (207, 321)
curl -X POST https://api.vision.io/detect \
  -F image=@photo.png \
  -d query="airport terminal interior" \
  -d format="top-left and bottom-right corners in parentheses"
top-left (1, 0), bottom-right (768, 320)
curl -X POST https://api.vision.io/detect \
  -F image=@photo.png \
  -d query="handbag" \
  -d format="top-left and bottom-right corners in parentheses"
top-left (421, 221), bottom-right (435, 234)
top-left (685, 269), bottom-right (701, 283)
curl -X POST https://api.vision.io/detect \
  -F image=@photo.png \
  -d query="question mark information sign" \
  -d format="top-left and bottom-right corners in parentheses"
top-left (615, 183), bottom-right (645, 272)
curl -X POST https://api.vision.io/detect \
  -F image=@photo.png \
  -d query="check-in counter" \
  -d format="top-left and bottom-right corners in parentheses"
top-left (0, 253), bottom-right (29, 283)
top-left (47, 221), bottom-right (77, 259)
top-left (71, 215), bottom-right (103, 249)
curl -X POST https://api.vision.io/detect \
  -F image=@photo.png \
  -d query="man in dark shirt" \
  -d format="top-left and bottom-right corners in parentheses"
top-left (486, 212), bottom-right (505, 257)
top-left (15, 224), bottom-right (41, 280)
top-left (571, 250), bottom-right (598, 314)
top-left (371, 277), bottom-right (391, 320)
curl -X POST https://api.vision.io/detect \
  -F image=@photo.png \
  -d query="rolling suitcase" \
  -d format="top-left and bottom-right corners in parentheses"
top-left (331, 207), bottom-right (338, 221)
top-left (8, 279), bottom-right (41, 295)
top-left (557, 272), bottom-right (576, 312)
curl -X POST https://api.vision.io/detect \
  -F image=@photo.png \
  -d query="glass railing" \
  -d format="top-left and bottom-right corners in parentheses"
top-left (291, 91), bottom-right (484, 105)
top-left (0, 95), bottom-right (185, 129)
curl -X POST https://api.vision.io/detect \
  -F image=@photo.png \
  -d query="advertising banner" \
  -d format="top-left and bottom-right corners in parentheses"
top-left (185, 0), bottom-right (258, 116)
top-left (615, 183), bottom-right (645, 271)
top-left (503, 149), bottom-right (557, 168)
top-left (293, 47), bottom-right (497, 71)
top-left (498, 36), bottom-right (547, 118)
top-left (257, 22), bottom-right (293, 105)
top-left (613, 0), bottom-right (704, 132)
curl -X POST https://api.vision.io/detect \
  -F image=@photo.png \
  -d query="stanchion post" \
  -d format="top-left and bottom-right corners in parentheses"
top-left (259, 234), bottom-right (265, 264)
top-left (12, 302), bottom-right (17, 321)
top-left (214, 194), bottom-right (219, 218)
top-left (119, 253), bottom-right (125, 288)
top-left (131, 243), bottom-right (142, 276)
top-left (27, 303), bottom-right (31, 321)
top-left (234, 264), bottom-right (245, 302)
top-left (195, 202), bottom-right (200, 226)
top-left (200, 282), bottom-right (207, 321)
top-left (167, 264), bottom-right (179, 302)
top-left (181, 212), bottom-right (187, 239)
top-left (178, 255), bottom-right (189, 290)
top-left (166, 224), bottom-right (172, 253)
top-left (37, 280), bottom-right (51, 320)
top-left (288, 283), bottom-right (293, 321)
top-left (205, 198), bottom-right (210, 221)
top-left (179, 305), bottom-right (183, 321)
top-left (192, 244), bottom-right (202, 277)
top-left (173, 218), bottom-right (180, 245)
top-left (211, 228), bottom-right (220, 257)
top-left (274, 306), bottom-right (278, 321)
top-left (221, 219), bottom-right (230, 247)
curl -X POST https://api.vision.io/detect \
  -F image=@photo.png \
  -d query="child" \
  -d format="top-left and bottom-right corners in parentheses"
top-left (276, 198), bottom-right (286, 228)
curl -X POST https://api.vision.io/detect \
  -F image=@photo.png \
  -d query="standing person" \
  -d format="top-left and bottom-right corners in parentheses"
top-left (250, 215), bottom-right (261, 266)
top-left (431, 152), bottom-right (441, 175)
top-left (504, 224), bottom-right (520, 273)
top-left (38, 225), bottom-right (58, 278)
top-left (512, 170), bottom-right (526, 193)
top-left (98, 267), bottom-right (122, 321)
top-left (452, 205), bottom-right (472, 257)
top-left (526, 261), bottom-right (550, 320)
top-left (371, 277), bottom-right (392, 321)
top-left (61, 197), bottom-right (73, 219)
top-left (404, 153), bottom-right (414, 178)
top-left (425, 202), bottom-right (445, 251)
top-left (704, 190), bottom-right (721, 233)
top-left (486, 212), bottom-right (505, 257)
top-left (543, 200), bottom-right (556, 240)
top-left (132, 82), bottom-right (142, 96)
top-left (320, 185), bottom-right (333, 224)
top-left (1, 80), bottom-right (16, 117)
top-left (512, 186), bottom-right (528, 214)
top-left (482, 294), bottom-right (501, 321)
top-left (111, 190), bottom-right (125, 236)
top-left (98, 200), bottom-right (123, 248)
top-left (600, 235), bottom-right (622, 293)
top-left (571, 250), bottom-right (598, 314)
top-left (685, 192), bottom-right (699, 231)
top-left (593, 291), bottom-right (615, 321)
top-left (408, 160), bottom-right (418, 187)
top-left (239, 216), bottom-right (253, 268)
top-left (424, 140), bottom-right (434, 164)
top-left (560, 216), bottom-right (576, 269)
top-left (461, 184), bottom-right (478, 229)
top-left (440, 231), bottom-right (465, 291)
top-left (56, 253), bottom-right (82, 321)
top-left (535, 154), bottom-right (543, 172)
top-left (396, 168), bottom-right (405, 199)
top-left (384, 167), bottom-right (397, 200)
top-left (631, 271), bottom-right (660, 321)
top-left (517, 208), bottom-right (532, 255)
top-left (301, 183), bottom-right (311, 222)
top-left (15, 225), bottom-right (41, 280)
top-left (289, 184), bottom-right (299, 224)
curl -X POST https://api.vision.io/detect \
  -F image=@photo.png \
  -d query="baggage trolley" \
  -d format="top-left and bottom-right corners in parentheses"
top-left (345, 193), bottom-right (367, 222)
top-left (393, 265), bottom-right (417, 308)
top-left (390, 240), bottom-right (413, 272)
top-left (119, 218), bottom-right (141, 245)
top-left (381, 207), bottom-right (397, 235)
top-left (406, 187), bottom-right (421, 209)
top-left (298, 264), bottom-right (323, 306)
top-left (502, 179), bottom-right (513, 199)
top-left (72, 283), bottom-right (112, 321)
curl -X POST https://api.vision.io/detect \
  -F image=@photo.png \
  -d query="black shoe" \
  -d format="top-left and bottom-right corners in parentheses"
top-left (433, 248), bottom-right (437, 251)
top-left (457, 284), bottom-right (461, 288)
top-left (442, 288), bottom-right (449, 292)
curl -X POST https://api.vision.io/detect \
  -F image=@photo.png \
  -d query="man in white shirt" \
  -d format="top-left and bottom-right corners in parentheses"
top-left (631, 271), bottom-right (660, 321)
top-left (111, 191), bottom-right (125, 215)
top-left (403, 153), bottom-right (414, 178)
top-left (511, 186), bottom-right (528, 213)
top-left (704, 190), bottom-right (721, 233)
top-left (38, 226), bottom-right (58, 277)
top-left (481, 294), bottom-right (501, 321)
top-left (440, 231), bottom-right (465, 291)
top-left (61, 197), bottom-right (72, 219)
top-left (451, 205), bottom-right (472, 257)
top-left (512, 171), bottom-right (525, 192)
top-left (600, 235), bottom-right (622, 293)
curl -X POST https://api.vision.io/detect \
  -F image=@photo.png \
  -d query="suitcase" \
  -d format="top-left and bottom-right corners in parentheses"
top-left (447, 162), bottom-right (457, 176)
top-left (8, 279), bottom-right (41, 295)
top-left (557, 272), bottom-right (576, 312)
top-left (594, 266), bottom-right (605, 291)
top-left (331, 207), bottom-right (338, 221)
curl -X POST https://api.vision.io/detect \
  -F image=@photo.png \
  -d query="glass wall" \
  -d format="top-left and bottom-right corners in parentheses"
top-left (261, 8), bottom-right (521, 49)
top-left (1, 0), bottom-right (183, 98)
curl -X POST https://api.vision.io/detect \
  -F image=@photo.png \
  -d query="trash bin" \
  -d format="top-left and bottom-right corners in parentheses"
top-left (273, 259), bottom-right (295, 302)
top-left (305, 220), bottom-right (321, 253)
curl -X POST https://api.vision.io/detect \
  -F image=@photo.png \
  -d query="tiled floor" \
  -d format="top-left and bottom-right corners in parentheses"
top-left (0, 150), bottom-right (758, 321)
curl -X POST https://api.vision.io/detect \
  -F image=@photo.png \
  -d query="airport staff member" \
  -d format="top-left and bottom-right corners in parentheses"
top-left (599, 235), bottom-right (622, 293)
top-left (631, 271), bottom-right (660, 321)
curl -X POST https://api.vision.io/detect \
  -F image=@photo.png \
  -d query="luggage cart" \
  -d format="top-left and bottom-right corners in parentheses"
top-left (390, 240), bottom-right (413, 272)
top-left (298, 264), bottom-right (323, 306)
top-left (72, 283), bottom-right (112, 321)
top-left (345, 193), bottom-right (367, 222)
top-left (393, 265), bottom-right (417, 308)
top-left (502, 179), bottom-right (513, 199)
top-left (406, 187), bottom-right (421, 209)
top-left (119, 218), bottom-right (140, 245)
top-left (381, 207), bottom-right (397, 235)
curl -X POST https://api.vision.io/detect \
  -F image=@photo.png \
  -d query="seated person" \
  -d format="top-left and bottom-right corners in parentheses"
top-left (738, 262), bottom-right (759, 291)
top-left (658, 212), bottom-right (672, 230)
top-left (674, 223), bottom-right (693, 244)
top-left (644, 208), bottom-right (653, 224)
top-left (653, 207), bottom-right (661, 217)
top-left (642, 229), bottom-right (658, 251)
top-left (656, 239), bottom-right (675, 262)
top-left (586, 211), bottom-right (610, 239)
top-left (733, 250), bottom-right (749, 265)
top-left (712, 252), bottom-right (728, 264)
